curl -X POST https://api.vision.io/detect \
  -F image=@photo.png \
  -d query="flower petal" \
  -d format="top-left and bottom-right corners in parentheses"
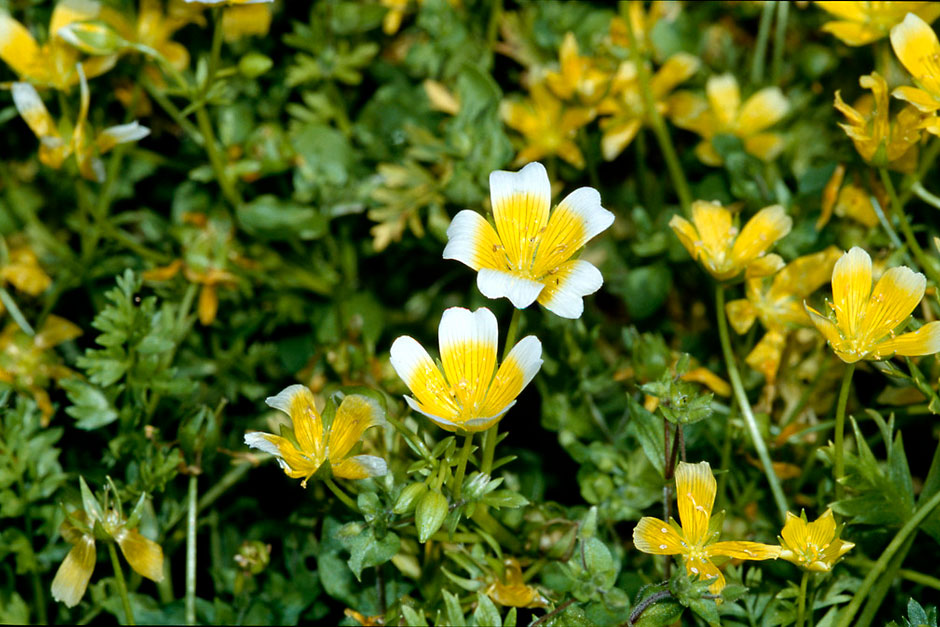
top-left (390, 336), bottom-right (461, 423)
top-left (871, 321), bottom-right (940, 358)
top-left (821, 21), bottom-right (885, 46)
top-left (675, 461), bottom-right (716, 546)
top-left (97, 122), bottom-right (150, 153)
top-left (244, 432), bottom-right (318, 479)
top-left (34, 315), bottom-right (82, 349)
top-left (737, 88), bottom-right (789, 136)
top-left (707, 541), bottom-right (781, 561)
top-left (489, 162), bottom-right (551, 270)
top-left (669, 213), bottom-right (701, 263)
top-left (11, 82), bottom-right (60, 143)
top-left (332, 454), bottom-right (388, 479)
top-left (731, 205), bottom-right (792, 268)
top-left (831, 246), bottom-right (872, 338)
top-left (438, 307), bottom-right (499, 413)
top-left (650, 52), bottom-right (700, 98)
top-left (684, 553), bottom-right (726, 595)
top-left (328, 394), bottom-right (385, 461)
top-left (114, 528), bottom-right (164, 582)
top-left (0, 13), bottom-right (41, 80)
top-left (601, 119), bottom-right (642, 161)
top-left (804, 302), bottom-right (846, 353)
top-left (891, 13), bottom-right (940, 97)
top-left (744, 132), bottom-right (786, 162)
top-left (403, 395), bottom-right (465, 432)
top-left (706, 74), bottom-right (740, 128)
top-left (477, 268), bottom-right (544, 309)
top-left (265, 384), bottom-right (323, 458)
top-left (861, 265), bottom-right (925, 344)
top-left (745, 253), bottom-right (785, 279)
top-left (633, 516), bottom-right (686, 555)
top-left (532, 186), bottom-right (614, 274)
top-left (691, 200), bottom-right (734, 266)
top-left (892, 86), bottom-right (940, 112)
top-left (536, 259), bottom-right (604, 319)
top-left (745, 329), bottom-right (787, 383)
top-left (51, 536), bottom-right (96, 608)
top-left (443, 210), bottom-right (507, 272)
top-left (479, 335), bottom-right (542, 419)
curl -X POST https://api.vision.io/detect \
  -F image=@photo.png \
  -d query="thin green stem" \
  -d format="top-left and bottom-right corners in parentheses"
top-left (751, 1), bottom-right (776, 85)
top-left (880, 168), bottom-right (940, 284)
top-left (185, 474), bottom-right (198, 625)
top-left (471, 508), bottom-right (521, 553)
top-left (452, 434), bottom-right (474, 500)
top-left (0, 287), bottom-right (35, 336)
top-left (836, 488), bottom-right (940, 627)
top-left (19, 477), bottom-right (47, 625)
top-left (833, 363), bottom-right (855, 500)
top-left (796, 570), bottom-right (809, 627)
top-left (771, 0), bottom-right (789, 83)
top-left (911, 181), bottom-right (940, 211)
top-left (501, 307), bottom-right (522, 361)
top-left (142, 79), bottom-right (203, 145)
top-left (481, 308), bottom-right (523, 475)
top-left (620, 1), bottom-right (692, 214)
top-left (108, 542), bottom-right (135, 626)
top-left (846, 556), bottom-right (940, 591)
top-left (856, 536), bottom-right (914, 627)
top-left (717, 404), bottom-right (736, 508)
top-left (324, 478), bottom-right (359, 512)
top-left (715, 285), bottom-right (788, 521)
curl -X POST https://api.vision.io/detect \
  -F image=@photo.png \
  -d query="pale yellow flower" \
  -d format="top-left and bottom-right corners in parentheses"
top-left (0, 241), bottom-right (52, 310)
top-left (890, 12), bottom-right (940, 136)
top-left (221, 2), bottom-right (272, 40)
top-left (633, 461), bottom-right (781, 595)
top-left (486, 558), bottom-right (549, 608)
top-left (778, 509), bottom-right (854, 572)
top-left (805, 246), bottom-right (940, 363)
top-left (669, 73), bottom-right (789, 166)
top-left (834, 72), bottom-right (923, 172)
top-left (816, 1), bottom-right (940, 46)
top-left (390, 307), bottom-right (542, 433)
top-left (244, 385), bottom-right (388, 486)
top-left (443, 162), bottom-right (614, 318)
top-left (500, 83), bottom-right (594, 169)
top-left (669, 200), bottom-right (792, 281)
top-left (726, 248), bottom-right (842, 382)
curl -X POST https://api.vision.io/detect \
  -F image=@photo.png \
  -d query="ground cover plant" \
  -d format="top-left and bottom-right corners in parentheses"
top-left (3, 0), bottom-right (940, 625)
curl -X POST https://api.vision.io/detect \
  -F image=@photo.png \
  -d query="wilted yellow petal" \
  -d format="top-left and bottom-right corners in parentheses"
top-left (51, 535), bottom-right (96, 608)
top-left (726, 297), bottom-right (757, 334)
top-left (35, 315), bottom-right (82, 349)
top-left (198, 283), bottom-right (218, 325)
top-left (114, 528), bottom-right (164, 582)
top-left (745, 329), bottom-right (786, 383)
top-left (681, 367), bottom-right (731, 397)
top-left (142, 260), bottom-right (184, 281)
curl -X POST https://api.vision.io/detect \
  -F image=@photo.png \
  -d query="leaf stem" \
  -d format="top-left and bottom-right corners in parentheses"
top-left (324, 478), bottom-right (360, 512)
top-left (108, 542), bottom-right (135, 626)
top-left (715, 284), bottom-right (788, 521)
top-left (833, 363), bottom-right (854, 500)
top-left (185, 474), bottom-right (198, 625)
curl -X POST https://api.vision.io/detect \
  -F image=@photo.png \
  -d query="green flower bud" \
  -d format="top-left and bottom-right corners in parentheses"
top-left (415, 490), bottom-right (448, 542)
top-left (393, 482), bottom-right (427, 515)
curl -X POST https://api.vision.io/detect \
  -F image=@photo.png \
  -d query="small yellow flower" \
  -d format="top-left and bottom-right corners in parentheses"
top-left (596, 53), bottom-right (700, 160)
top-left (500, 84), bottom-right (595, 169)
top-left (633, 461), bottom-right (781, 595)
top-left (0, 240), bottom-right (52, 310)
top-left (0, 315), bottom-right (81, 424)
top-left (0, 0), bottom-right (119, 90)
top-left (817, 165), bottom-right (880, 229)
top-left (221, 2), bottom-right (272, 40)
top-left (244, 385), bottom-right (388, 487)
top-left (778, 509), bottom-right (854, 572)
top-left (390, 307), bottom-right (542, 433)
top-left (816, 1), bottom-right (940, 46)
top-left (11, 67), bottom-right (150, 182)
top-left (105, 0), bottom-right (204, 73)
top-left (486, 558), bottom-right (549, 608)
top-left (726, 248), bottom-right (842, 382)
top-left (544, 32), bottom-right (612, 105)
top-left (443, 162), bottom-right (614, 318)
top-left (890, 13), bottom-right (940, 136)
top-left (805, 246), bottom-right (940, 363)
top-left (834, 72), bottom-right (923, 172)
top-left (51, 479), bottom-right (164, 608)
top-left (669, 200), bottom-right (793, 281)
top-left (669, 73), bottom-right (789, 166)
top-left (608, 1), bottom-right (681, 51)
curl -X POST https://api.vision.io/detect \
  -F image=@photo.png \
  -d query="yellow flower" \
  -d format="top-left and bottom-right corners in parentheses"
top-left (11, 67), bottom-right (150, 183)
top-left (669, 200), bottom-right (792, 281)
top-left (608, 1), bottom-right (681, 51)
top-left (390, 307), bottom-right (542, 433)
top-left (221, 2), bottom-right (272, 40)
top-left (486, 558), bottom-right (549, 608)
top-left (0, 240), bottom-right (52, 311)
top-left (778, 509), bottom-right (854, 572)
top-left (890, 12), bottom-right (940, 136)
top-left (244, 385), bottom-right (388, 487)
top-left (726, 248), bottom-right (842, 382)
top-left (443, 162), bottom-right (614, 318)
top-left (500, 83), bottom-right (594, 169)
top-left (816, 165), bottom-right (880, 229)
top-left (633, 461), bottom-right (781, 595)
top-left (805, 246), bottom-right (940, 363)
top-left (544, 32), bottom-right (612, 105)
top-left (183, 0), bottom-right (272, 4)
top-left (0, 315), bottom-right (81, 424)
top-left (51, 479), bottom-right (164, 608)
top-left (381, 0), bottom-right (409, 35)
top-left (104, 0), bottom-right (204, 73)
top-left (816, 1), bottom-right (940, 46)
top-left (669, 73), bottom-right (789, 166)
top-left (0, 0), bottom-right (119, 90)
top-left (834, 72), bottom-right (923, 172)
top-left (596, 53), bottom-right (700, 161)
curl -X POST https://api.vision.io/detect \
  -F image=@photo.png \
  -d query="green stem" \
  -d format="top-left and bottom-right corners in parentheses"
top-left (856, 536), bottom-right (914, 627)
top-left (796, 570), bottom-right (809, 627)
top-left (717, 404), bottom-right (736, 508)
top-left (836, 488), bottom-right (940, 627)
top-left (501, 307), bottom-right (522, 361)
top-left (880, 168), bottom-right (940, 284)
top-left (833, 363), bottom-right (855, 500)
top-left (911, 181), bottom-right (940, 211)
top-left (0, 287), bottom-right (35, 336)
top-left (452, 434), bottom-right (474, 500)
top-left (142, 79), bottom-right (204, 146)
top-left (324, 478), bottom-right (360, 512)
top-left (620, 1), bottom-right (692, 214)
top-left (108, 542), bottom-right (135, 625)
top-left (771, 0), bottom-right (789, 83)
top-left (481, 308), bottom-right (523, 475)
top-left (846, 556), bottom-right (940, 591)
top-left (715, 285), bottom-right (788, 521)
top-left (751, 1), bottom-right (776, 85)
top-left (471, 509), bottom-right (521, 553)
top-left (185, 474), bottom-right (198, 625)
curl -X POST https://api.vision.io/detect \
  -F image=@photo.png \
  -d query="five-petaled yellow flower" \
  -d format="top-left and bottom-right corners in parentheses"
top-left (444, 162), bottom-right (614, 318)
top-left (890, 12), bottom-right (940, 136)
top-left (633, 461), bottom-right (781, 595)
top-left (834, 72), bottom-right (923, 172)
top-left (816, 1), bottom-right (940, 46)
top-left (51, 479), bottom-right (164, 608)
top-left (778, 509), bottom-right (854, 572)
top-left (544, 32), bottom-right (612, 106)
top-left (486, 557), bottom-right (549, 608)
top-left (390, 307), bottom-right (542, 433)
top-left (0, 240), bottom-right (52, 311)
top-left (669, 200), bottom-right (793, 281)
top-left (726, 248), bottom-right (842, 383)
top-left (244, 385), bottom-right (388, 487)
top-left (805, 246), bottom-right (940, 363)
top-left (500, 84), bottom-right (595, 169)
top-left (669, 73), bottom-right (789, 166)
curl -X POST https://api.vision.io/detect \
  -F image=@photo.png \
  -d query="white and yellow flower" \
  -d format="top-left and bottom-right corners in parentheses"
top-left (443, 162), bottom-right (614, 319)
top-left (390, 307), bottom-right (542, 433)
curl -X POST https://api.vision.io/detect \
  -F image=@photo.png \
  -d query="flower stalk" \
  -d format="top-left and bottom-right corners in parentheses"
top-left (482, 307), bottom-right (522, 476)
top-left (452, 434), bottom-right (474, 500)
top-left (108, 541), bottom-right (135, 626)
top-left (796, 570), bottom-right (809, 627)
top-left (833, 363), bottom-right (855, 500)
top-left (185, 474), bottom-right (198, 626)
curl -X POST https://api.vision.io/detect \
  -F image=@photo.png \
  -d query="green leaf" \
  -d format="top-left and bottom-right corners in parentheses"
top-left (336, 523), bottom-right (400, 581)
top-left (237, 195), bottom-right (328, 241)
top-left (442, 589), bottom-right (466, 627)
top-left (628, 397), bottom-right (664, 476)
top-left (472, 592), bottom-right (501, 627)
